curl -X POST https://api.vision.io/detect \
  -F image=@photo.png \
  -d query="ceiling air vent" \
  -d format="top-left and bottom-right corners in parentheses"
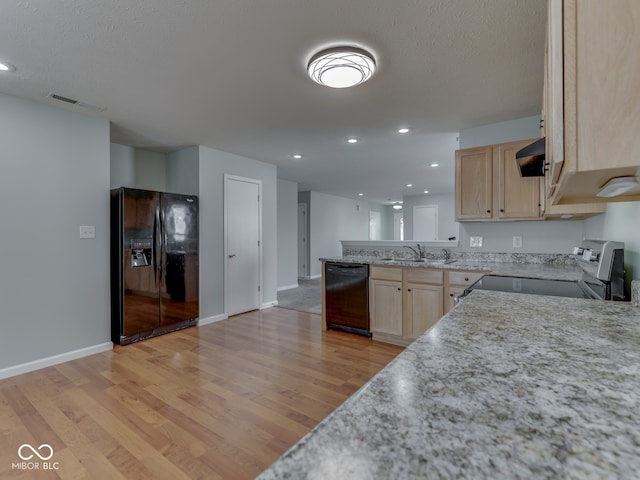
top-left (47, 93), bottom-right (105, 112)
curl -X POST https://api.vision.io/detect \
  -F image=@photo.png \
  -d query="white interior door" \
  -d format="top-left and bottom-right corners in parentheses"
top-left (225, 175), bottom-right (261, 316)
top-left (369, 211), bottom-right (381, 240)
top-left (413, 205), bottom-right (438, 240)
top-left (297, 204), bottom-right (307, 278)
top-left (393, 212), bottom-right (404, 240)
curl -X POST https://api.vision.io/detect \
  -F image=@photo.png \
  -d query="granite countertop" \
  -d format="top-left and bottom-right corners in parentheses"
top-left (322, 256), bottom-right (584, 282)
top-left (258, 290), bottom-right (640, 479)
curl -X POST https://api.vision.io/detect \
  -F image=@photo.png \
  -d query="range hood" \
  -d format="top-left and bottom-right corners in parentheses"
top-left (516, 137), bottom-right (546, 177)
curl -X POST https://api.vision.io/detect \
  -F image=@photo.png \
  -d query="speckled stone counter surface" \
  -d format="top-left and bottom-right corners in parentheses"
top-left (257, 291), bottom-right (640, 479)
top-left (322, 256), bottom-right (584, 281)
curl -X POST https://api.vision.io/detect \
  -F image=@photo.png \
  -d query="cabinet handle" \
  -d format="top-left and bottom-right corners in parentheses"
top-left (465, 277), bottom-right (469, 281)
top-left (397, 288), bottom-right (401, 291)
top-left (449, 293), bottom-right (454, 297)
top-left (408, 288), bottom-right (412, 292)
top-left (500, 209), bottom-right (504, 213)
top-left (486, 210), bottom-right (491, 213)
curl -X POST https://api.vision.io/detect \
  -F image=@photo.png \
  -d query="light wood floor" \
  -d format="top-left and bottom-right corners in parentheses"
top-left (0, 308), bottom-right (403, 479)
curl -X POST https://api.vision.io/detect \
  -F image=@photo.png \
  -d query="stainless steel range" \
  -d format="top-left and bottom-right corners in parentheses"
top-left (465, 240), bottom-right (625, 301)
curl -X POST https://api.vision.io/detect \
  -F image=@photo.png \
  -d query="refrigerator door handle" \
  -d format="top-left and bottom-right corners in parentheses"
top-left (153, 207), bottom-right (160, 285)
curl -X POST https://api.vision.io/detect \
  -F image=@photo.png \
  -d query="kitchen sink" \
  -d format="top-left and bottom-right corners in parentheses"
top-left (426, 259), bottom-right (457, 265)
top-left (379, 258), bottom-right (456, 265)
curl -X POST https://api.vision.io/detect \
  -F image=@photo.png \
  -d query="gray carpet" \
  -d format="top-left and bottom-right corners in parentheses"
top-left (277, 278), bottom-right (322, 314)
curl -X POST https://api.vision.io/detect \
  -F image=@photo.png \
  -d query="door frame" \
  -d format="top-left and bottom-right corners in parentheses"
top-left (224, 174), bottom-right (263, 316)
top-left (297, 203), bottom-right (308, 279)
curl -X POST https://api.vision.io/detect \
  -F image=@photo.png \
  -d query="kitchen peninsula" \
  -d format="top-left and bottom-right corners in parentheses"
top-left (258, 289), bottom-right (640, 479)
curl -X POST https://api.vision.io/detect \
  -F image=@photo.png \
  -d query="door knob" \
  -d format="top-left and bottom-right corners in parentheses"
top-left (228, 254), bottom-right (236, 258)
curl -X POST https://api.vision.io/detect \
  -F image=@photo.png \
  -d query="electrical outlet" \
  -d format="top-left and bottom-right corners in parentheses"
top-left (513, 236), bottom-right (523, 248)
top-left (470, 236), bottom-right (483, 248)
top-left (79, 225), bottom-right (96, 239)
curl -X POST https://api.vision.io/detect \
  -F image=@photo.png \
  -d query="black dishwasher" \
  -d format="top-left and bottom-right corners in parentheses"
top-left (325, 262), bottom-right (371, 337)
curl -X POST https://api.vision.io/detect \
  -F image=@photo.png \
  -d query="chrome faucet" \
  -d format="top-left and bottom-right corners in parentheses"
top-left (404, 244), bottom-right (424, 259)
top-left (442, 248), bottom-right (451, 260)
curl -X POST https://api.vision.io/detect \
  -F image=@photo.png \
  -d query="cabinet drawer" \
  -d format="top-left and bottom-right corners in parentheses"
top-left (370, 266), bottom-right (403, 281)
top-left (448, 271), bottom-right (485, 287)
top-left (405, 268), bottom-right (443, 285)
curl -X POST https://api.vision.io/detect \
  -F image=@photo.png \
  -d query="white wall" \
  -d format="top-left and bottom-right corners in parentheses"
top-left (110, 143), bottom-right (135, 188)
top-left (198, 146), bottom-right (278, 317)
top-left (134, 149), bottom-right (168, 191)
top-left (167, 146), bottom-right (199, 195)
top-left (460, 115), bottom-right (541, 149)
top-left (308, 192), bottom-right (371, 277)
top-left (277, 179), bottom-right (298, 289)
top-left (403, 193), bottom-right (459, 241)
top-left (0, 93), bottom-right (111, 370)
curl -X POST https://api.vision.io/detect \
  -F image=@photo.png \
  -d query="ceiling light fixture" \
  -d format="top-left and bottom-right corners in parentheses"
top-left (392, 203), bottom-right (402, 210)
top-left (347, 138), bottom-right (358, 144)
top-left (423, 190), bottom-right (429, 194)
top-left (358, 193), bottom-right (364, 196)
top-left (0, 61), bottom-right (15, 72)
top-left (406, 184), bottom-right (413, 187)
top-left (430, 163), bottom-right (439, 167)
top-left (397, 127), bottom-right (411, 134)
top-left (292, 154), bottom-right (303, 159)
top-left (307, 46), bottom-right (376, 88)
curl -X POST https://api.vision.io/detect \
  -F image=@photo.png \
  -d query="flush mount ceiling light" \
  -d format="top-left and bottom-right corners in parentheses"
top-left (291, 154), bottom-right (303, 159)
top-left (406, 184), bottom-right (413, 187)
top-left (346, 137), bottom-right (358, 144)
top-left (423, 190), bottom-right (429, 194)
top-left (430, 163), bottom-right (439, 167)
top-left (392, 203), bottom-right (403, 210)
top-left (397, 127), bottom-right (411, 134)
top-left (307, 46), bottom-right (376, 88)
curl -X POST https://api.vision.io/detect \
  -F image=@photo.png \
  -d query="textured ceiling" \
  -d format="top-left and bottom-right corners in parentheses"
top-left (0, 0), bottom-right (546, 204)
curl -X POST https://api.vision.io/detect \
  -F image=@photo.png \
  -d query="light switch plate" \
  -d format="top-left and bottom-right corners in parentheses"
top-left (470, 236), bottom-right (483, 248)
top-left (79, 225), bottom-right (96, 239)
top-left (513, 236), bottom-right (523, 248)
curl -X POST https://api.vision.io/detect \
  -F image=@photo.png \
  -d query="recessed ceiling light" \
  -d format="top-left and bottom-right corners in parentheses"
top-left (0, 61), bottom-right (15, 72)
top-left (423, 190), bottom-right (429, 194)
top-left (307, 46), bottom-right (376, 88)
top-left (347, 138), bottom-right (358, 144)
top-left (430, 163), bottom-right (439, 167)
top-left (358, 193), bottom-right (364, 196)
top-left (406, 184), bottom-right (413, 187)
top-left (397, 127), bottom-right (411, 134)
top-left (292, 154), bottom-right (303, 159)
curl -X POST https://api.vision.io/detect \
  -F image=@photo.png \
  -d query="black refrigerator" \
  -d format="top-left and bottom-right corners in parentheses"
top-left (110, 187), bottom-right (199, 345)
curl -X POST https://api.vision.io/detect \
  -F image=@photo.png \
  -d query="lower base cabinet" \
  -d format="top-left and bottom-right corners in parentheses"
top-left (370, 266), bottom-right (443, 346)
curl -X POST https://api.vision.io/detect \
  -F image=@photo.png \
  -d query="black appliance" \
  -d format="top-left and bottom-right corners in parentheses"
top-left (464, 240), bottom-right (625, 301)
top-left (325, 262), bottom-right (371, 337)
top-left (516, 137), bottom-right (546, 177)
top-left (111, 188), bottom-right (199, 345)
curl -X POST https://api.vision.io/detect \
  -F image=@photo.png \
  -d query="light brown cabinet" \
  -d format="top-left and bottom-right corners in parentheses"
top-left (370, 266), bottom-right (443, 346)
top-left (546, 0), bottom-right (640, 205)
top-left (455, 139), bottom-right (542, 222)
top-left (444, 271), bottom-right (485, 313)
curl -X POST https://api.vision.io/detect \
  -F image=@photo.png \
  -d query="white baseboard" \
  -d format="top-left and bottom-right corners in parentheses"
top-left (0, 342), bottom-right (113, 380)
top-left (309, 274), bottom-right (322, 280)
top-left (261, 300), bottom-right (278, 309)
top-left (197, 313), bottom-right (227, 327)
top-left (277, 283), bottom-right (299, 292)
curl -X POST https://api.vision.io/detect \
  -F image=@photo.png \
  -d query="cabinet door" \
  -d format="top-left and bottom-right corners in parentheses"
top-left (494, 140), bottom-right (542, 219)
top-left (445, 286), bottom-right (466, 313)
top-left (370, 279), bottom-right (403, 336)
top-left (405, 283), bottom-right (443, 340)
top-left (455, 146), bottom-right (493, 220)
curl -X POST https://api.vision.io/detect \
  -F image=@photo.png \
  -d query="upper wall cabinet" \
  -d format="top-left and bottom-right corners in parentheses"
top-left (455, 139), bottom-right (543, 222)
top-left (546, 0), bottom-right (640, 205)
